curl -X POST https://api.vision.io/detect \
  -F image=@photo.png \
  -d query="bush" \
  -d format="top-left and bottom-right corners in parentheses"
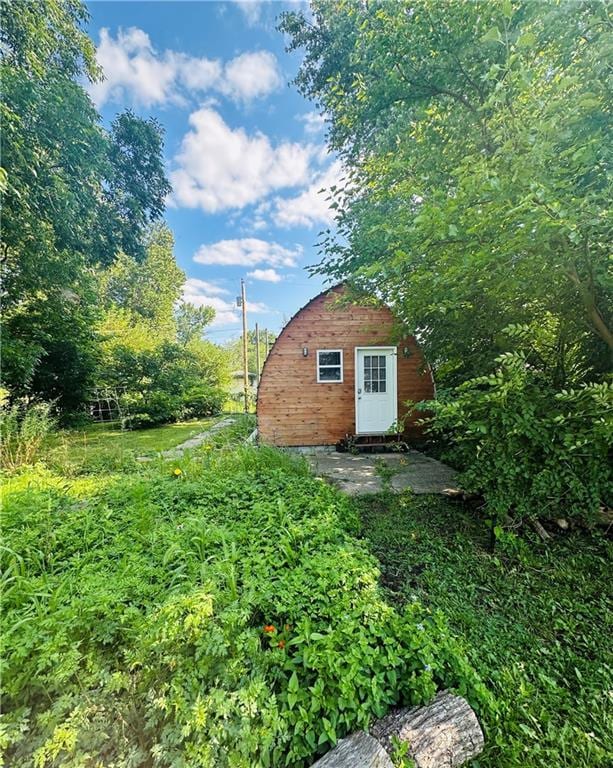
top-left (0, 395), bottom-right (55, 471)
top-left (182, 385), bottom-right (225, 418)
top-left (120, 389), bottom-right (185, 428)
top-left (425, 353), bottom-right (612, 528)
top-left (1, 449), bottom-right (486, 767)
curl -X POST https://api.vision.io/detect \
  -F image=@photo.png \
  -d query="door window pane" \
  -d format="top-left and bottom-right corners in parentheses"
top-left (363, 353), bottom-right (387, 393)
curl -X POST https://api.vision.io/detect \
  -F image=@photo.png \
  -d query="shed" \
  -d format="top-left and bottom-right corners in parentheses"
top-left (257, 284), bottom-right (434, 447)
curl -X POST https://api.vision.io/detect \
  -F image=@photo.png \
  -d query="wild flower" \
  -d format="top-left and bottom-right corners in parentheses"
top-left (263, 624), bottom-right (276, 634)
top-left (173, 468), bottom-right (182, 476)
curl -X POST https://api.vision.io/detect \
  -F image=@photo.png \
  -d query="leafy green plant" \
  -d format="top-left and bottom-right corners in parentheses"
top-left (0, 395), bottom-right (55, 471)
top-left (182, 385), bottom-right (225, 418)
top-left (1, 445), bottom-right (483, 767)
top-left (424, 352), bottom-right (612, 529)
top-left (374, 456), bottom-right (398, 491)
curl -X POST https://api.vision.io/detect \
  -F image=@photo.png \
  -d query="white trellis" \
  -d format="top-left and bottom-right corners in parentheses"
top-left (88, 387), bottom-right (132, 429)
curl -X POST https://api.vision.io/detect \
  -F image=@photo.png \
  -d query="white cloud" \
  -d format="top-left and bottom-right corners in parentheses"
top-left (171, 108), bottom-right (311, 212)
top-left (182, 278), bottom-right (229, 297)
top-left (89, 27), bottom-right (281, 107)
top-left (247, 268), bottom-right (283, 283)
top-left (183, 277), bottom-right (268, 326)
top-left (298, 111), bottom-right (327, 135)
top-left (273, 159), bottom-right (344, 228)
top-left (237, 1), bottom-right (264, 26)
top-left (221, 51), bottom-right (282, 102)
top-left (194, 238), bottom-right (302, 267)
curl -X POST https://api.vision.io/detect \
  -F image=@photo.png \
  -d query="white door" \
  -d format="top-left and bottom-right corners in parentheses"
top-left (355, 347), bottom-right (397, 434)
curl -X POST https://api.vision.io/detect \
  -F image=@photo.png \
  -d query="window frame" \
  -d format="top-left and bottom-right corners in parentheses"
top-left (316, 348), bottom-right (344, 383)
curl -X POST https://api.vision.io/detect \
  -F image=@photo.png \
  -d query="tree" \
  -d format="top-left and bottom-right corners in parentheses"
top-left (100, 225), bottom-right (185, 338)
top-left (280, 0), bottom-right (612, 386)
top-left (176, 304), bottom-right (216, 345)
top-left (224, 329), bottom-right (277, 375)
top-left (1, 0), bottom-right (171, 409)
top-left (96, 227), bottom-right (230, 425)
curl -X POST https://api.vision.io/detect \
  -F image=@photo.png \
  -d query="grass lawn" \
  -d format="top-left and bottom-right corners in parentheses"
top-left (43, 416), bottom-right (222, 470)
top-left (358, 492), bottom-right (613, 768)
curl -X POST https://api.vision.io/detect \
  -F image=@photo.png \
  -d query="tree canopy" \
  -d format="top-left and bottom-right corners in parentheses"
top-left (1, 0), bottom-right (172, 408)
top-left (280, 0), bottom-right (612, 386)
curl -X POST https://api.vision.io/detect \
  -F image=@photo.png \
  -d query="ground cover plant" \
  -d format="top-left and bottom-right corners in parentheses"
top-left (358, 491), bottom-right (613, 768)
top-left (1, 425), bottom-right (485, 767)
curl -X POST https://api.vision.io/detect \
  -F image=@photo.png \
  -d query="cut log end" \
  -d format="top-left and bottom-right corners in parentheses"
top-left (310, 691), bottom-right (484, 768)
top-left (371, 691), bottom-right (484, 768)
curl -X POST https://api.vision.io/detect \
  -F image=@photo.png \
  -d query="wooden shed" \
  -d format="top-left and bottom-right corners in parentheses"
top-left (257, 284), bottom-right (434, 447)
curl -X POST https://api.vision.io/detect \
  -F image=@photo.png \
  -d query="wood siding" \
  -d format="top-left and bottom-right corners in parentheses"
top-left (257, 286), bottom-right (434, 446)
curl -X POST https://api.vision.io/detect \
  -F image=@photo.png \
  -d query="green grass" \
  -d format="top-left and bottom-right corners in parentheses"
top-left (42, 416), bottom-right (222, 472)
top-left (357, 492), bottom-right (613, 768)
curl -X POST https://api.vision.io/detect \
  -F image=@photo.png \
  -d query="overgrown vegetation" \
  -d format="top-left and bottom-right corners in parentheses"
top-left (358, 492), bottom-right (613, 768)
top-left (95, 226), bottom-right (230, 428)
top-left (1, 429), bottom-right (484, 767)
top-left (42, 415), bottom-right (226, 475)
top-left (425, 351), bottom-right (612, 529)
top-left (0, 393), bottom-right (55, 471)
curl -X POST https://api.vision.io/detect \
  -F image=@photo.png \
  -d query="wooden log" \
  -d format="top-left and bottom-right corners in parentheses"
top-left (311, 731), bottom-right (393, 768)
top-left (310, 692), bottom-right (483, 768)
top-left (370, 691), bottom-right (484, 768)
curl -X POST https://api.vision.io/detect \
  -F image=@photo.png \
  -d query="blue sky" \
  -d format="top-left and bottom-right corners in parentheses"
top-left (87, 0), bottom-right (339, 341)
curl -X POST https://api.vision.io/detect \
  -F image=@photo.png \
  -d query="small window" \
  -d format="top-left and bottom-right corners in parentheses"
top-left (317, 349), bottom-right (343, 383)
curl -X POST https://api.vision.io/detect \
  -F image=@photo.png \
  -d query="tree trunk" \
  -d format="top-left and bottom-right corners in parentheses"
top-left (371, 691), bottom-right (484, 768)
top-left (310, 692), bottom-right (483, 768)
top-left (311, 731), bottom-right (393, 768)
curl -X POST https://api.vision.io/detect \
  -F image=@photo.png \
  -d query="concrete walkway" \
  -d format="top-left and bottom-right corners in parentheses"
top-left (305, 450), bottom-right (457, 496)
top-left (136, 416), bottom-right (236, 461)
top-left (160, 416), bottom-right (235, 457)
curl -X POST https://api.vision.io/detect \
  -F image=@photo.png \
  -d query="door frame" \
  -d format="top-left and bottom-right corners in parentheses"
top-left (354, 346), bottom-right (398, 435)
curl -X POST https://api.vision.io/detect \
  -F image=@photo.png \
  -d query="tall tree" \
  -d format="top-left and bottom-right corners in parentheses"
top-left (281, 0), bottom-right (612, 385)
top-left (1, 0), bottom-right (171, 408)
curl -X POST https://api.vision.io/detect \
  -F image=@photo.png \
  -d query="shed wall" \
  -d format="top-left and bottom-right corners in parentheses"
top-left (257, 286), bottom-right (434, 447)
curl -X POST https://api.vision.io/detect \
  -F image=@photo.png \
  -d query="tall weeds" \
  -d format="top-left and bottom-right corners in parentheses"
top-left (0, 396), bottom-right (55, 471)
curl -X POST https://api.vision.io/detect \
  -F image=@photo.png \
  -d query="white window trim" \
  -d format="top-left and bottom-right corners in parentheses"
top-left (316, 349), bottom-right (343, 383)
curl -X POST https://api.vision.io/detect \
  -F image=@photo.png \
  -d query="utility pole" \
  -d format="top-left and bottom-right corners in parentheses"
top-left (255, 322), bottom-right (261, 387)
top-left (240, 279), bottom-right (249, 413)
top-left (264, 328), bottom-right (269, 358)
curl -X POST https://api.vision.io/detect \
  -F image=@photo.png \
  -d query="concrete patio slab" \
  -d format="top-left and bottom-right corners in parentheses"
top-left (305, 450), bottom-right (457, 496)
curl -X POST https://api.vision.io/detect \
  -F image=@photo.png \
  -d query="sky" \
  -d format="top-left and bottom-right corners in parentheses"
top-left (86, 0), bottom-right (340, 342)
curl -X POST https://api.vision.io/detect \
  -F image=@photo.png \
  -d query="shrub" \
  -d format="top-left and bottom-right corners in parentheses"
top-left (121, 389), bottom-right (185, 428)
top-left (182, 385), bottom-right (225, 418)
top-left (2, 449), bottom-right (486, 767)
top-left (425, 352), bottom-right (612, 528)
top-left (0, 394), bottom-right (55, 471)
